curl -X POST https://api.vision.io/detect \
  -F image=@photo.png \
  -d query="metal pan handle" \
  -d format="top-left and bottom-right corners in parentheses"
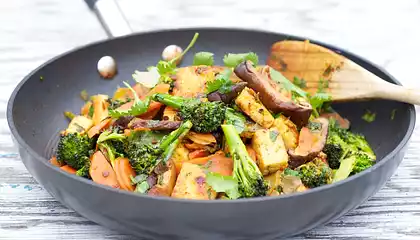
top-left (85, 0), bottom-right (133, 38)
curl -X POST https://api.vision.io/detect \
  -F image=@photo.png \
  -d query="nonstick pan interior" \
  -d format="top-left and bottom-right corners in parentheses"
top-left (7, 28), bottom-right (416, 239)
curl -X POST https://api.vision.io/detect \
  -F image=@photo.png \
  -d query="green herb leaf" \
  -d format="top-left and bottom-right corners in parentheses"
top-left (390, 109), bottom-right (397, 120)
top-left (152, 33), bottom-right (200, 84)
top-left (63, 111), bottom-right (75, 120)
top-left (293, 77), bottom-right (307, 89)
top-left (362, 110), bottom-right (376, 123)
top-left (206, 69), bottom-right (233, 93)
top-left (309, 93), bottom-right (332, 117)
top-left (269, 68), bottom-right (307, 98)
top-left (223, 52), bottom-right (259, 68)
top-left (135, 181), bottom-right (150, 194)
top-left (283, 168), bottom-right (299, 177)
top-left (206, 172), bottom-right (240, 199)
top-left (269, 130), bottom-right (279, 142)
top-left (225, 108), bottom-right (246, 134)
top-left (317, 79), bottom-right (329, 93)
top-left (273, 113), bottom-right (283, 119)
top-left (88, 105), bottom-right (94, 118)
top-left (108, 81), bottom-right (151, 118)
top-left (193, 52), bottom-right (214, 66)
top-left (130, 174), bottom-right (148, 185)
top-left (307, 121), bottom-right (322, 132)
top-left (80, 90), bottom-right (89, 101)
top-left (97, 130), bottom-right (126, 143)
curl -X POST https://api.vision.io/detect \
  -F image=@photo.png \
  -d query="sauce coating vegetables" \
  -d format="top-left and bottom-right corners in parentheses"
top-left (52, 33), bottom-right (376, 200)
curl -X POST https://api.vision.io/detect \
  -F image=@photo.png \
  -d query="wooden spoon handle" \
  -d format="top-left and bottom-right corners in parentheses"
top-left (373, 81), bottom-right (420, 105)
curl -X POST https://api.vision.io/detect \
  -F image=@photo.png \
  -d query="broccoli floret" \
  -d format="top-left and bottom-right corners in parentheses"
top-left (343, 132), bottom-right (376, 160)
top-left (333, 152), bottom-right (374, 182)
top-left (222, 124), bottom-right (268, 198)
top-left (325, 119), bottom-right (376, 182)
top-left (76, 160), bottom-right (91, 178)
top-left (296, 158), bottom-right (333, 188)
top-left (283, 168), bottom-right (299, 177)
top-left (152, 93), bottom-right (226, 133)
top-left (97, 130), bottom-right (127, 165)
top-left (125, 120), bottom-right (193, 174)
top-left (224, 107), bottom-right (246, 134)
top-left (323, 143), bottom-right (343, 169)
top-left (350, 153), bottom-right (374, 175)
top-left (56, 132), bottom-right (95, 170)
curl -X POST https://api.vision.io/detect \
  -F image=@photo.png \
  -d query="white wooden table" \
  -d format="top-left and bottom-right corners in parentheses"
top-left (1, 0), bottom-right (420, 239)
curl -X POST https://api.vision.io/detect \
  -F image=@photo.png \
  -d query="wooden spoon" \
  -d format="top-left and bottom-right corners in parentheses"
top-left (267, 40), bottom-right (420, 105)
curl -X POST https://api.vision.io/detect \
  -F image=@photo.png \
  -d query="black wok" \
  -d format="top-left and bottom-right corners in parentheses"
top-left (7, 28), bottom-right (416, 239)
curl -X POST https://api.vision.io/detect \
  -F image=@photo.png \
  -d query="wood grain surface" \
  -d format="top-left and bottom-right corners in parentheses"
top-left (1, 0), bottom-right (420, 239)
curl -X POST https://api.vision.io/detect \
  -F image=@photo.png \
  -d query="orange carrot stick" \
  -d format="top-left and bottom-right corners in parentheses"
top-left (60, 165), bottom-right (77, 174)
top-left (114, 157), bottom-right (136, 191)
top-left (87, 118), bottom-right (112, 138)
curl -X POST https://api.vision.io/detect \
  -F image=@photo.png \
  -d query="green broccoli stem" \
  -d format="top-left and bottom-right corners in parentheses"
top-left (99, 142), bottom-right (116, 167)
top-left (159, 120), bottom-right (193, 150)
top-left (333, 155), bottom-right (356, 183)
top-left (149, 121), bottom-right (192, 174)
top-left (152, 93), bottom-right (186, 109)
top-left (221, 124), bottom-right (251, 157)
top-left (222, 124), bottom-right (267, 198)
top-left (97, 130), bottom-right (126, 143)
top-left (161, 139), bottom-right (180, 163)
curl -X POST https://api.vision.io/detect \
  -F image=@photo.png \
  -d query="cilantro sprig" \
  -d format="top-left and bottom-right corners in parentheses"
top-left (108, 81), bottom-right (151, 118)
top-left (206, 171), bottom-right (240, 199)
top-left (206, 69), bottom-right (233, 94)
top-left (148, 33), bottom-right (200, 83)
top-left (193, 51), bottom-right (214, 66)
top-left (223, 52), bottom-right (259, 68)
top-left (269, 68), bottom-right (332, 117)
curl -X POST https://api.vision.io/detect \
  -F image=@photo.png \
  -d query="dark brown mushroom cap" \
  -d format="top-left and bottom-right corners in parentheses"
top-left (234, 61), bottom-right (312, 128)
top-left (207, 82), bottom-right (247, 103)
top-left (288, 117), bottom-right (329, 169)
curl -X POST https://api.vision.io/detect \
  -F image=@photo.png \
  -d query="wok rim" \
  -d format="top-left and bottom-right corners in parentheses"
top-left (6, 26), bottom-right (417, 204)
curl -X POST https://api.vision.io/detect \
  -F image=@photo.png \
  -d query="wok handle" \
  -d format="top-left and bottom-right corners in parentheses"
top-left (84, 0), bottom-right (133, 38)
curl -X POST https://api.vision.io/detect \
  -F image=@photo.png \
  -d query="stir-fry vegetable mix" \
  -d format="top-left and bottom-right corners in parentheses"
top-left (51, 33), bottom-right (376, 200)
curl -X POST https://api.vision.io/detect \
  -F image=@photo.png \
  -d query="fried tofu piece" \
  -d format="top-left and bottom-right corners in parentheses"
top-left (162, 106), bottom-right (179, 121)
top-left (66, 115), bottom-right (93, 134)
top-left (235, 87), bottom-right (274, 128)
top-left (272, 115), bottom-right (299, 150)
top-left (148, 161), bottom-right (178, 197)
top-left (252, 129), bottom-right (289, 175)
top-left (171, 162), bottom-right (217, 200)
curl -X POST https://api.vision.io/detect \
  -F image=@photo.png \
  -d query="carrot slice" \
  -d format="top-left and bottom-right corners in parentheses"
top-left (246, 145), bottom-right (257, 163)
top-left (92, 95), bottom-right (109, 126)
top-left (60, 165), bottom-right (77, 174)
top-left (138, 101), bottom-right (163, 119)
top-left (184, 142), bottom-right (206, 150)
top-left (88, 118), bottom-right (112, 138)
top-left (89, 151), bottom-right (120, 188)
top-left (114, 157), bottom-right (136, 191)
top-left (188, 152), bottom-right (233, 176)
top-left (138, 83), bottom-right (171, 119)
top-left (81, 101), bottom-right (92, 117)
top-left (189, 149), bottom-right (210, 159)
top-left (144, 83), bottom-right (170, 98)
top-left (49, 156), bottom-right (62, 167)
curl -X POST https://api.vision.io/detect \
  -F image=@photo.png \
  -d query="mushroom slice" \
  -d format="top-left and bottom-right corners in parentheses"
top-left (288, 117), bottom-right (329, 168)
top-left (128, 119), bottom-right (182, 131)
top-left (234, 61), bottom-right (312, 128)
